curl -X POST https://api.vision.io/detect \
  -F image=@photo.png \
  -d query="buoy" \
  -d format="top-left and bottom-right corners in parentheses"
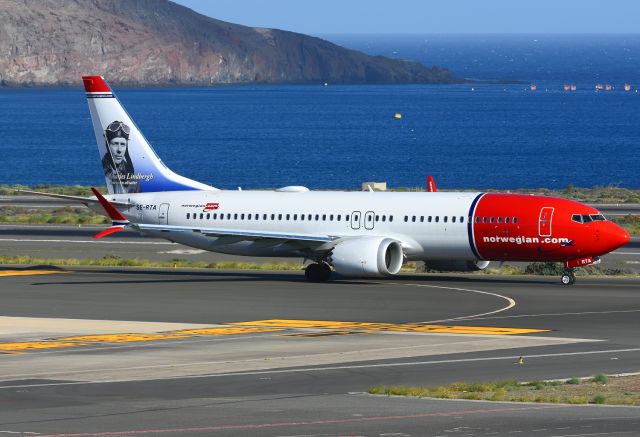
top-left (394, 113), bottom-right (402, 119)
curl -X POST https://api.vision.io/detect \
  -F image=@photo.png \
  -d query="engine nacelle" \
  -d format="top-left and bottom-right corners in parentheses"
top-left (424, 259), bottom-right (490, 272)
top-left (330, 237), bottom-right (404, 277)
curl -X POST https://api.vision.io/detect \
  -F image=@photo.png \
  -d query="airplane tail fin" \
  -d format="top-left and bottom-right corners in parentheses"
top-left (427, 175), bottom-right (437, 192)
top-left (82, 76), bottom-right (214, 194)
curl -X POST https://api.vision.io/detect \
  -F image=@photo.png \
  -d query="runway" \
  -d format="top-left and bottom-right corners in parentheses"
top-left (0, 267), bottom-right (639, 436)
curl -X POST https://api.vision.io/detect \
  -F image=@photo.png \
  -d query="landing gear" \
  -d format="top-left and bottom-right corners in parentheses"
top-left (305, 262), bottom-right (332, 282)
top-left (560, 268), bottom-right (576, 286)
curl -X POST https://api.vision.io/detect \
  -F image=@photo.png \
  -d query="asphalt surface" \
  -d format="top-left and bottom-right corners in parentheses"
top-left (0, 267), bottom-right (639, 436)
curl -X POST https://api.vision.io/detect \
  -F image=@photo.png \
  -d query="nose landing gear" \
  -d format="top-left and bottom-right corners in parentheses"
top-left (560, 268), bottom-right (576, 286)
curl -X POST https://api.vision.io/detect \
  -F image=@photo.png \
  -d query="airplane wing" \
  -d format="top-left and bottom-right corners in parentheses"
top-left (135, 223), bottom-right (338, 243)
top-left (15, 189), bottom-right (134, 208)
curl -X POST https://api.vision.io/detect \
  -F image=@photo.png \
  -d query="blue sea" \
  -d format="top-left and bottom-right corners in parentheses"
top-left (1, 35), bottom-right (639, 190)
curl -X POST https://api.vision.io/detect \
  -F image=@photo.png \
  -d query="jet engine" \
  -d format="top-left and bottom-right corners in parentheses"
top-left (424, 259), bottom-right (491, 272)
top-left (330, 237), bottom-right (404, 277)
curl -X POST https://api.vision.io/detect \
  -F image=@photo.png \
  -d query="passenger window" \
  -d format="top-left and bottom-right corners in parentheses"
top-left (482, 217), bottom-right (487, 223)
top-left (186, 213), bottom-right (190, 219)
top-left (337, 215), bottom-right (341, 221)
top-left (278, 214), bottom-right (282, 220)
top-left (271, 214), bottom-right (275, 220)
top-left (444, 216), bottom-right (448, 223)
top-left (301, 214), bottom-right (305, 221)
top-left (404, 215), bottom-right (408, 222)
top-left (435, 216), bottom-right (439, 223)
top-left (330, 214), bottom-right (334, 221)
top-left (505, 217), bottom-right (509, 224)
top-left (382, 215), bottom-right (386, 222)
top-left (248, 214), bottom-right (252, 220)
top-left (428, 216), bottom-right (432, 223)
top-left (375, 215), bottom-right (379, 222)
top-left (412, 216), bottom-right (416, 222)
top-left (200, 213), bottom-right (204, 219)
top-left (389, 216), bottom-right (394, 222)
top-left (286, 214), bottom-right (290, 220)
top-left (420, 216), bottom-right (424, 223)
top-left (490, 217), bottom-right (495, 223)
top-left (452, 216), bottom-right (456, 223)
top-left (241, 214), bottom-right (245, 220)
top-left (513, 217), bottom-right (518, 224)
top-left (315, 214), bottom-right (319, 221)
top-left (497, 217), bottom-right (502, 223)
top-left (460, 216), bottom-right (464, 223)
top-left (233, 213), bottom-right (238, 220)
top-left (293, 214), bottom-right (297, 220)
top-left (475, 217), bottom-right (479, 223)
top-left (322, 214), bottom-right (326, 221)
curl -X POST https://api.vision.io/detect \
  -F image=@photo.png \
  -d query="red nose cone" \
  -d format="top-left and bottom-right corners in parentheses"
top-left (606, 223), bottom-right (631, 252)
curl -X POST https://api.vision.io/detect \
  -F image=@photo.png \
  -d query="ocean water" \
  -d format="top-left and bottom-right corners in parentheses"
top-left (1, 35), bottom-right (639, 190)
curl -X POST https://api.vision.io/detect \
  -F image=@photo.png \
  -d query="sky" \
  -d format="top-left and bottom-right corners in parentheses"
top-left (173, 0), bottom-right (640, 35)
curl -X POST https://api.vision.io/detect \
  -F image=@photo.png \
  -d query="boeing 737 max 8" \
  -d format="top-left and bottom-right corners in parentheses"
top-left (22, 76), bottom-right (630, 285)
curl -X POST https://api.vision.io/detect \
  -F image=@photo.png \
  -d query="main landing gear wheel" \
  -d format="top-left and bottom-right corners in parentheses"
top-left (305, 262), bottom-right (332, 282)
top-left (561, 269), bottom-right (576, 286)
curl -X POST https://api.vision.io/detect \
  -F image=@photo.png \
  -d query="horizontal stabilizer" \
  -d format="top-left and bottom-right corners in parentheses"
top-left (15, 189), bottom-right (133, 207)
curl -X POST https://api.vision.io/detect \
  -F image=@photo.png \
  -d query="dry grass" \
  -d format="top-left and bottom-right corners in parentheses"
top-left (0, 255), bottom-right (305, 271)
top-left (368, 374), bottom-right (640, 406)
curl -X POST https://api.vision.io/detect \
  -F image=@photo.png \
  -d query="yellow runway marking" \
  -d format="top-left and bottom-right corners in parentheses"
top-left (171, 327), bottom-right (284, 336)
top-left (55, 333), bottom-right (191, 343)
top-left (0, 327), bottom-right (285, 354)
top-left (233, 319), bottom-right (548, 335)
top-left (0, 341), bottom-right (84, 351)
top-left (282, 330), bottom-right (370, 338)
top-left (0, 270), bottom-right (66, 277)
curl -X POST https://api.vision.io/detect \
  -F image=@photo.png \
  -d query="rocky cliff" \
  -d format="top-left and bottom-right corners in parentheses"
top-left (0, 0), bottom-right (459, 86)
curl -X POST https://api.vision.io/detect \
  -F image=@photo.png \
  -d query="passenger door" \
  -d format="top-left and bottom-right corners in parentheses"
top-left (158, 203), bottom-right (170, 225)
top-left (539, 207), bottom-right (554, 237)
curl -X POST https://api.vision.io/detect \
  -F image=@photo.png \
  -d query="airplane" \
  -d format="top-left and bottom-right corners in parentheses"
top-left (20, 76), bottom-right (631, 285)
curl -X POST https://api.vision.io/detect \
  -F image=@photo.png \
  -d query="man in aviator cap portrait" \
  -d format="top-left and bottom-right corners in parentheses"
top-left (101, 120), bottom-right (139, 193)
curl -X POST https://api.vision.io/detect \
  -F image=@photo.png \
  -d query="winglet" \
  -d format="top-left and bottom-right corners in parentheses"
top-left (427, 175), bottom-right (437, 192)
top-left (90, 187), bottom-right (129, 238)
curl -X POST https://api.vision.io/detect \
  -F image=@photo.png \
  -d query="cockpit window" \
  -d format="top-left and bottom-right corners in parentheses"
top-left (572, 213), bottom-right (605, 224)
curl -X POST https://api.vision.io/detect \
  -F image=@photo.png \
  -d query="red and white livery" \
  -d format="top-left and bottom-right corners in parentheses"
top-left (25, 76), bottom-right (631, 285)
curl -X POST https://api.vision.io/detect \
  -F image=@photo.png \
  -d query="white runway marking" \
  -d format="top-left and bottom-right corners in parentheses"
top-left (459, 309), bottom-right (640, 321)
top-left (383, 282), bottom-right (516, 324)
top-left (1, 347), bottom-right (639, 390)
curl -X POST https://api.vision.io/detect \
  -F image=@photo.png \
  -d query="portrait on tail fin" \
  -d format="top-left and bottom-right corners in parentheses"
top-left (101, 120), bottom-right (140, 194)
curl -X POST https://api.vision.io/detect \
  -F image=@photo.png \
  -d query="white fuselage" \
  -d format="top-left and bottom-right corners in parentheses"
top-left (96, 190), bottom-right (481, 261)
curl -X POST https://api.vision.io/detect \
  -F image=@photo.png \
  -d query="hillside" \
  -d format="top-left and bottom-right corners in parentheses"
top-left (0, 0), bottom-right (459, 86)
